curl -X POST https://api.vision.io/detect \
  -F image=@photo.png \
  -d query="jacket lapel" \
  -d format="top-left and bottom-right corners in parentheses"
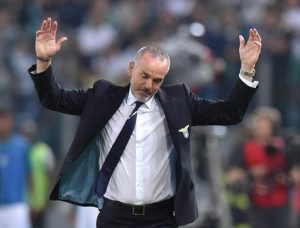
top-left (156, 89), bottom-right (181, 153)
top-left (93, 85), bottom-right (130, 133)
top-left (67, 84), bottom-right (130, 166)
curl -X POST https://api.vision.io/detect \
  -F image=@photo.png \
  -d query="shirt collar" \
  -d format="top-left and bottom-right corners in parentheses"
top-left (127, 88), bottom-right (155, 110)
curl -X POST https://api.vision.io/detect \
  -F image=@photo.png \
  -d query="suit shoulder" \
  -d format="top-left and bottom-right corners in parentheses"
top-left (161, 83), bottom-right (187, 91)
top-left (92, 79), bottom-right (126, 92)
top-left (90, 79), bottom-right (129, 99)
top-left (161, 83), bottom-right (190, 95)
top-left (93, 79), bottom-right (115, 89)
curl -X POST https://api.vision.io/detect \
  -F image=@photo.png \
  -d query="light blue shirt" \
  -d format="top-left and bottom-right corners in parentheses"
top-left (0, 134), bottom-right (30, 205)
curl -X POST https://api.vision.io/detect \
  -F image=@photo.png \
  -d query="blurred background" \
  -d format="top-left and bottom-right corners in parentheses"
top-left (1, 0), bottom-right (300, 227)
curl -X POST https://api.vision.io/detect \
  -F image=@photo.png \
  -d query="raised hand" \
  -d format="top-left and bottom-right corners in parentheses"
top-left (35, 18), bottom-right (67, 60)
top-left (239, 28), bottom-right (262, 72)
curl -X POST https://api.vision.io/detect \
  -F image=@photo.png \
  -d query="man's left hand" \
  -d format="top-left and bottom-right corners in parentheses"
top-left (239, 28), bottom-right (262, 72)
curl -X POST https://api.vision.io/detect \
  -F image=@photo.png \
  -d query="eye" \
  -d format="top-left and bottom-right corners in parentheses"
top-left (153, 78), bottom-right (163, 84)
top-left (141, 73), bottom-right (149, 79)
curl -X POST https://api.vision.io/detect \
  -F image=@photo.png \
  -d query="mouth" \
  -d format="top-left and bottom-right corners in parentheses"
top-left (138, 90), bottom-right (152, 97)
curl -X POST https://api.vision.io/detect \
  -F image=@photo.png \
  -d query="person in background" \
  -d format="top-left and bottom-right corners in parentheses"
top-left (20, 120), bottom-right (55, 228)
top-left (0, 106), bottom-right (31, 228)
top-left (283, 128), bottom-right (300, 228)
top-left (224, 166), bottom-right (251, 228)
top-left (289, 165), bottom-right (300, 228)
top-left (239, 107), bottom-right (288, 228)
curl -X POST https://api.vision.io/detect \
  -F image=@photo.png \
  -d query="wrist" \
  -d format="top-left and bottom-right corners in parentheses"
top-left (36, 58), bottom-right (51, 74)
top-left (37, 56), bottom-right (51, 62)
top-left (240, 69), bottom-right (255, 77)
top-left (240, 63), bottom-right (255, 72)
top-left (239, 69), bottom-right (255, 82)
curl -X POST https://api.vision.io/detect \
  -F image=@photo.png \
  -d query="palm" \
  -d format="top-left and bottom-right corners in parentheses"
top-left (240, 43), bottom-right (259, 67)
top-left (36, 33), bottom-right (58, 58)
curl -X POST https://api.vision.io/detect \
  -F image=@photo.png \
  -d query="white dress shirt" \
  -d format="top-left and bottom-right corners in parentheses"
top-left (98, 89), bottom-right (177, 204)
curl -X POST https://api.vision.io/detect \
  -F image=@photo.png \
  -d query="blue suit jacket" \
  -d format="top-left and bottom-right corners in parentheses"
top-left (28, 65), bottom-right (257, 226)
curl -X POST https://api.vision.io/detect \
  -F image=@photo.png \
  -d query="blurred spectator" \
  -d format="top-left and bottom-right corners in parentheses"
top-left (56, 0), bottom-right (87, 29)
top-left (7, 35), bottom-right (39, 126)
top-left (224, 167), bottom-right (251, 227)
top-left (20, 120), bottom-right (55, 228)
top-left (219, 6), bottom-right (242, 73)
top-left (18, 0), bottom-right (46, 39)
top-left (228, 107), bottom-right (289, 228)
top-left (0, 3), bottom-right (20, 107)
top-left (160, 29), bottom-right (214, 88)
top-left (290, 165), bottom-right (300, 228)
top-left (0, 106), bottom-right (31, 228)
top-left (260, 4), bottom-right (291, 124)
top-left (284, 129), bottom-right (300, 227)
top-left (76, 0), bottom-right (117, 70)
top-left (238, 0), bottom-right (276, 27)
top-left (282, 0), bottom-right (300, 128)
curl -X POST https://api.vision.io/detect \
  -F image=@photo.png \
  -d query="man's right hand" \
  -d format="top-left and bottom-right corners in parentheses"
top-left (35, 18), bottom-right (67, 73)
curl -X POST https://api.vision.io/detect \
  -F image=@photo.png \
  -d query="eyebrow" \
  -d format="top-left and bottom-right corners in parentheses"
top-left (141, 71), bottom-right (151, 77)
top-left (141, 71), bottom-right (164, 82)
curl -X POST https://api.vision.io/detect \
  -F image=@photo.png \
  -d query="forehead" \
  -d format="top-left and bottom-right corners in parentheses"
top-left (253, 116), bottom-right (273, 129)
top-left (136, 52), bottom-right (169, 76)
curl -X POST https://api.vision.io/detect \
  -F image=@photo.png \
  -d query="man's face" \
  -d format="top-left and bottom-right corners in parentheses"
top-left (128, 52), bottom-right (169, 102)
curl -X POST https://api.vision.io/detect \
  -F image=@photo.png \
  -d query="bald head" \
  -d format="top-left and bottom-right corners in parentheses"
top-left (134, 46), bottom-right (171, 72)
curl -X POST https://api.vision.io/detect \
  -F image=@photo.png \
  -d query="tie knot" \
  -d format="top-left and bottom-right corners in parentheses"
top-left (135, 101), bottom-right (143, 109)
top-left (129, 101), bottom-right (143, 118)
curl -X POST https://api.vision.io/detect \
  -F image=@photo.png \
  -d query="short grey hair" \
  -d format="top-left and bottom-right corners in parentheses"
top-left (134, 46), bottom-right (170, 68)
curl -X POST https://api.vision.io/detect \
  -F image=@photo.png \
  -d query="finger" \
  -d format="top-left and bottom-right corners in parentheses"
top-left (254, 41), bottom-right (262, 47)
top-left (36, 30), bottom-right (42, 38)
top-left (253, 28), bottom-right (258, 41)
top-left (239, 35), bottom-right (245, 50)
top-left (249, 28), bottom-right (254, 42)
top-left (57, 36), bottom-right (68, 49)
top-left (40, 20), bottom-right (47, 33)
top-left (252, 28), bottom-right (262, 48)
top-left (254, 28), bottom-right (262, 42)
top-left (46, 18), bottom-right (51, 33)
top-left (51, 20), bottom-right (57, 36)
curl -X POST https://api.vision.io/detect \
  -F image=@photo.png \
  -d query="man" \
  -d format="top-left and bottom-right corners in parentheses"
top-left (0, 107), bottom-right (31, 228)
top-left (20, 120), bottom-right (55, 228)
top-left (28, 18), bottom-right (261, 227)
top-left (240, 107), bottom-right (288, 228)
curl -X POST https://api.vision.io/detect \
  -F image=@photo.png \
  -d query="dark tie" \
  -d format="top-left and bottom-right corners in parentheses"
top-left (93, 101), bottom-right (143, 197)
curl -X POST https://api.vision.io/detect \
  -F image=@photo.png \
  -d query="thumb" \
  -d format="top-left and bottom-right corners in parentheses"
top-left (57, 36), bottom-right (68, 49)
top-left (239, 35), bottom-right (245, 50)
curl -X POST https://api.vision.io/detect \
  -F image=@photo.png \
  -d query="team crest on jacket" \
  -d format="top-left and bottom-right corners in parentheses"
top-left (178, 124), bottom-right (189, 139)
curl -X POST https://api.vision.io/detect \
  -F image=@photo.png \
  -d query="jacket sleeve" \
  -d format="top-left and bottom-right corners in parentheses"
top-left (28, 64), bottom-right (93, 115)
top-left (185, 79), bottom-right (258, 126)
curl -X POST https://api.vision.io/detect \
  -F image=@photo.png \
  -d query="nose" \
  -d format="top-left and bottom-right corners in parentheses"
top-left (144, 79), bottom-right (152, 91)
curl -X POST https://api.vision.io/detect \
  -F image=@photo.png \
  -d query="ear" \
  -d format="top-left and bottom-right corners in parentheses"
top-left (127, 61), bottom-right (135, 78)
